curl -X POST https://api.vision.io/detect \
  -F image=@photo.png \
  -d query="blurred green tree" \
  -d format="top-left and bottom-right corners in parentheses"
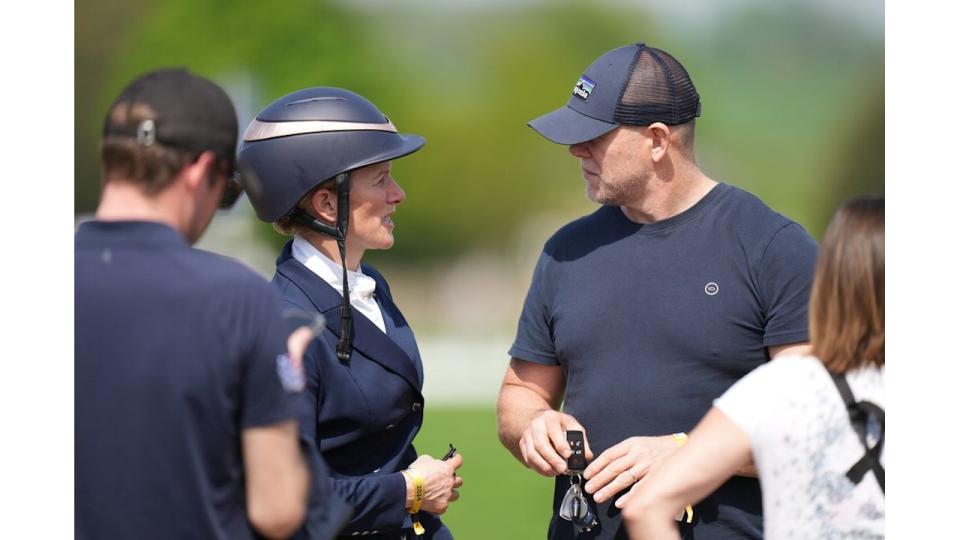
top-left (76, 0), bottom-right (883, 261)
top-left (76, 0), bottom-right (370, 214)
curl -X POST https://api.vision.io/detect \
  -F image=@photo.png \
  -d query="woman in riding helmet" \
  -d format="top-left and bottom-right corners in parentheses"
top-left (237, 87), bottom-right (462, 539)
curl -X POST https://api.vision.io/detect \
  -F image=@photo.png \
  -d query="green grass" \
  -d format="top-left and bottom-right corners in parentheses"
top-left (413, 406), bottom-right (555, 539)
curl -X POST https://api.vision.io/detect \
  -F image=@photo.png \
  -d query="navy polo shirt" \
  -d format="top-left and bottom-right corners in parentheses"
top-left (75, 221), bottom-right (299, 540)
top-left (510, 183), bottom-right (819, 539)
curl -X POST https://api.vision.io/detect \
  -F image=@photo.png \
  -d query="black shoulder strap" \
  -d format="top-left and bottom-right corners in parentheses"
top-left (829, 371), bottom-right (885, 494)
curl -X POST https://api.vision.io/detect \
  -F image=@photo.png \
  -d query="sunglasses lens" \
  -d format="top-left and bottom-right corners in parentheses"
top-left (219, 176), bottom-right (243, 209)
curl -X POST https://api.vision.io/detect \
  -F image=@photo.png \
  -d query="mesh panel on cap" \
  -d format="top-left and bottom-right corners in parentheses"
top-left (614, 46), bottom-right (700, 126)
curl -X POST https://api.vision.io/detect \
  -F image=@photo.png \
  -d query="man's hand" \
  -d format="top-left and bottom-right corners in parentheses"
top-left (518, 410), bottom-right (594, 477)
top-left (583, 436), bottom-right (676, 503)
top-left (406, 453), bottom-right (464, 515)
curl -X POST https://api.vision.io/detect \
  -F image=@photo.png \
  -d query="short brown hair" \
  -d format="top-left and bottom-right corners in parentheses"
top-left (100, 136), bottom-right (198, 195)
top-left (809, 196), bottom-right (884, 373)
top-left (100, 101), bottom-right (199, 194)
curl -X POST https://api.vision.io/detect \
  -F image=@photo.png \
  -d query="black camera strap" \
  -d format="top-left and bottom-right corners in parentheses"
top-left (829, 371), bottom-right (885, 494)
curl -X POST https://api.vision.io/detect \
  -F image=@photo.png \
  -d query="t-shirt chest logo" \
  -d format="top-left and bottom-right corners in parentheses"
top-left (704, 282), bottom-right (719, 296)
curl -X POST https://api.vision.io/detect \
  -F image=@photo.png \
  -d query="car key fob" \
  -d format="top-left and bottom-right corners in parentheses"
top-left (566, 430), bottom-right (586, 472)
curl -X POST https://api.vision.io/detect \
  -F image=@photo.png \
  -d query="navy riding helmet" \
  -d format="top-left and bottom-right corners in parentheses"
top-left (237, 87), bottom-right (425, 360)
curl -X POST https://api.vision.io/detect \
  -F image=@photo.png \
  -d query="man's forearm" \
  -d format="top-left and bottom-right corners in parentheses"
top-left (244, 422), bottom-right (311, 538)
top-left (497, 358), bottom-right (567, 465)
top-left (496, 387), bottom-right (554, 461)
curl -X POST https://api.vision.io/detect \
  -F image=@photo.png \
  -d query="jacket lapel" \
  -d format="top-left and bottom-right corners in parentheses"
top-left (275, 243), bottom-right (422, 393)
top-left (375, 283), bottom-right (425, 386)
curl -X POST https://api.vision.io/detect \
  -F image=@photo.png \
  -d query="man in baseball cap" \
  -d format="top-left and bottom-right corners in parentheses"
top-left (75, 68), bottom-right (349, 539)
top-left (528, 41), bottom-right (701, 145)
top-left (497, 43), bottom-right (818, 539)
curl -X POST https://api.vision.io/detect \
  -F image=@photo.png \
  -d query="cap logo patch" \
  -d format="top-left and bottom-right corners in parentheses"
top-left (572, 76), bottom-right (596, 101)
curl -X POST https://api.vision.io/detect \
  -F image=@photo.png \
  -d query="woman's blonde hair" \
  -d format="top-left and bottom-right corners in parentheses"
top-left (273, 177), bottom-right (338, 236)
top-left (809, 195), bottom-right (884, 373)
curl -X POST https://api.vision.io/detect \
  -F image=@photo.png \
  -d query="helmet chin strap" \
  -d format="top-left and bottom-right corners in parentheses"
top-left (290, 172), bottom-right (354, 361)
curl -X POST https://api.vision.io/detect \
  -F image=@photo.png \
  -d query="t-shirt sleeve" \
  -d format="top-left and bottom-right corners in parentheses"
top-left (757, 222), bottom-right (819, 347)
top-left (508, 252), bottom-right (560, 365)
top-left (240, 285), bottom-right (299, 428)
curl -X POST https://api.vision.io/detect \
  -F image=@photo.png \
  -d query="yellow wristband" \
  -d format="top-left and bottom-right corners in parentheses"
top-left (672, 433), bottom-right (694, 523)
top-left (402, 468), bottom-right (427, 535)
top-left (402, 469), bottom-right (425, 514)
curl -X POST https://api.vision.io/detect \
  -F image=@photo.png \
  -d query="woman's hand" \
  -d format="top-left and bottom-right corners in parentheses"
top-left (405, 453), bottom-right (464, 515)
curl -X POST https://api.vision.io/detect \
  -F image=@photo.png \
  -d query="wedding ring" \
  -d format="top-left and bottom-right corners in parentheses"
top-left (626, 469), bottom-right (638, 483)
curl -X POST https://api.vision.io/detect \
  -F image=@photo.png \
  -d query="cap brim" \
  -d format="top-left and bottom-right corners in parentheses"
top-left (528, 106), bottom-right (619, 145)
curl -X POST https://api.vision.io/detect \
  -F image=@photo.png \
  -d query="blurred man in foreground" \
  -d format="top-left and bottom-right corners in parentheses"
top-left (75, 68), bottom-right (348, 539)
top-left (497, 42), bottom-right (818, 539)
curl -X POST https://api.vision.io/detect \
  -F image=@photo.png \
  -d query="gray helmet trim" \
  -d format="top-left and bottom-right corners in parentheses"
top-left (243, 118), bottom-right (398, 142)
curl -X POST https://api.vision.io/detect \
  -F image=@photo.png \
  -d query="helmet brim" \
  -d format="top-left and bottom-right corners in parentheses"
top-left (346, 133), bottom-right (425, 172)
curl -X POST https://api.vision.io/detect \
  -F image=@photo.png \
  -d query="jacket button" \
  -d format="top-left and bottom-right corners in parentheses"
top-left (411, 402), bottom-right (422, 412)
top-left (386, 424), bottom-right (395, 430)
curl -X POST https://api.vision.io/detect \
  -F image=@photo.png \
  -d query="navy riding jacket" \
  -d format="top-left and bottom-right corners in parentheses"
top-left (272, 241), bottom-right (450, 539)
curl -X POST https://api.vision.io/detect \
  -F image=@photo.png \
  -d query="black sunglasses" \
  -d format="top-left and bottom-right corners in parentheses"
top-left (218, 171), bottom-right (244, 209)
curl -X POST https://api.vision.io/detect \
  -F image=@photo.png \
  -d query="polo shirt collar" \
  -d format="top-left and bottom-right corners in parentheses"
top-left (75, 220), bottom-right (186, 247)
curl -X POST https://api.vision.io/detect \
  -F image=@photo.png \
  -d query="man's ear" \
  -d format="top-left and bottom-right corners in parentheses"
top-left (309, 187), bottom-right (338, 223)
top-left (180, 151), bottom-right (218, 193)
top-left (646, 122), bottom-right (671, 163)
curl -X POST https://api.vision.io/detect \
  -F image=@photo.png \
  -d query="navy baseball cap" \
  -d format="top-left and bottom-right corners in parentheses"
top-left (529, 42), bottom-right (701, 145)
top-left (103, 68), bottom-right (242, 207)
top-left (103, 68), bottom-right (239, 168)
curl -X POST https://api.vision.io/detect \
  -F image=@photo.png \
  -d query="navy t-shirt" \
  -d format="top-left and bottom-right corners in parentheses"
top-left (509, 183), bottom-right (818, 539)
top-left (75, 221), bottom-right (299, 540)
